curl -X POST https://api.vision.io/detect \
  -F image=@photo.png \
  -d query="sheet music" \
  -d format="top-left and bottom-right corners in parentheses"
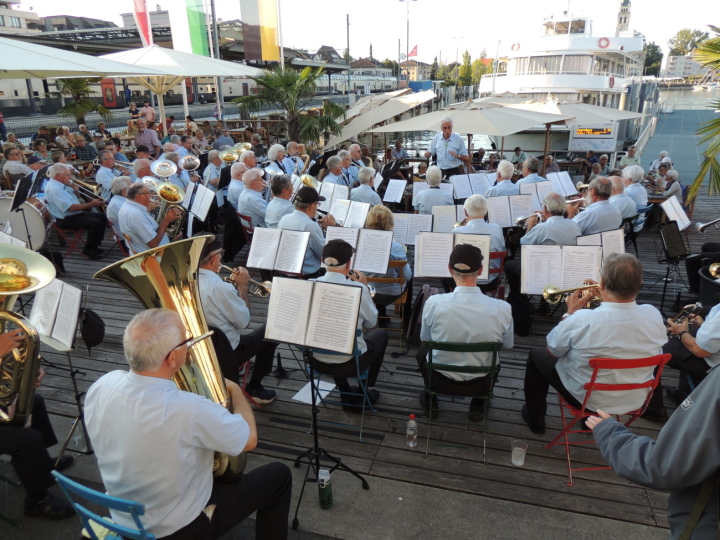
top-left (291, 174), bottom-right (301, 191)
top-left (324, 226), bottom-right (359, 247)
top-left (406, 214), bottom-right (433, 245)
top-left (29, 279), bottom-right (81, 351)
top-left (535, 180), bottom-right (554, 206)
top-left (576, 233), bottom-right (601, 246)
top-left (454, 233), bottom-right (491, 281)
top-left (558, 171), bottom-right (578, 197)
top-left (468, 173), bottom-right (489, 196)
top-left (383, 179), bottom-right (407, 203)
top-left (561, 246), bottom-right (602, 289)
top-left (392, 213), bottom-right (409, 244)
top-left (274, 230), bottom-right (310, 274)
top-left (305, 281), bottom-right (362, 354)
top-left (0, 230), bottom-right (27, 247)
top-left (412, 181), bottom-right (429, 206)
top-left (344, 201), bottom-right (370, 229)
top-left (318, 183), bottom-right (334, 213)
top-left (331, 185), bottom-right (350, 209)
top-left (181, 182), bottom-right (196, 211)
top-left (29, 279), bottom-right (63, 337)
top-left (432, 205), bottom-right (457, 233)
top-left (520, 183), bottom-right (541, 212)
top-left (328, 199), bottom-right (350, 224)
top-left (246, 228), bottom-right (281, 269)
top-left (661, 197), bottom-right (690, 231)
top-left (354, 229), bottom-right (393, 274)
top-left (486, 172), bottom-right (497, 185)
top-left (415, 232), bottom-right (453, 277)
top-left (600, 229), bottom-right (625, 260)
top-left (520, 245), bottom-right (563, 295)
top-left (265, 278), bottom-right (313, 345)
top-left (547, 172), bottom-right (565, 196)
top-left (509, 195), bottom-right (533, 223)
top-left (215, 187), bottom-right (226, 208)
top-left (189, 183), bottom-right (214, 221)
top-left (439, 183), bottom-right (454, 197)
top-left (52, 283), bottom-right (82, 349)
top-left (486, 196), bottom-right (512, 228)
top-left (457, 205), bottom-right (465, 222)
top-left (449, 175), bottom-right (473, 199)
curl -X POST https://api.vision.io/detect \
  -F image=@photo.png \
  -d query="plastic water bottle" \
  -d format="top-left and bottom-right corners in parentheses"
top-left (406, 414), bottom-right (417, 448)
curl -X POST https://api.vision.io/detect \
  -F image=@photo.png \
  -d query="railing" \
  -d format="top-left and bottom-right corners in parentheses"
top-left (633, 117), bottom-right (657, 158)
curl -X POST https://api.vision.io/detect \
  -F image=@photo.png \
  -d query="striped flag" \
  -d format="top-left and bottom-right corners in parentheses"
top-left (408, 45), bottom-right (418, 57)
top-left (240, 0), bottom-right (281, 61)
top-left (169, 0), bottom-right (210, 56)
top-left (133, 0), bottom-right (153, 47)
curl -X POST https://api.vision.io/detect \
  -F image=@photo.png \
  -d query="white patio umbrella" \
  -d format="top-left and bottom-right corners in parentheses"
top-left (101, 45), bottom-right (263, 131)
top-left (506, 98), bottom-right (645, 125)
top-left (343, 88), bottom-right (413, 124)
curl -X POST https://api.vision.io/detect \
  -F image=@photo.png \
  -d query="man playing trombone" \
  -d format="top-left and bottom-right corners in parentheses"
top-left (95, 150), bottom-right (122, 200)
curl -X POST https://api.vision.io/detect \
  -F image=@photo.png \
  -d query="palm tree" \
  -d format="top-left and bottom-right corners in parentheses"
top-left (47, 78), bottom-right (113, 126)
top-left (688, 25), bottom-right (720, 199)
top-left (231, 65), bottom-right (345, 144)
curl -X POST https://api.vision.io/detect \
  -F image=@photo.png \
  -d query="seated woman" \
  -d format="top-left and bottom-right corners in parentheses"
top-left (96, 122), bottom-right (112, 140)
top-left (364, 205), bottom-right (413, 327)
top-left (54, 126), bottom-right (74, 153)
top-left (185, 115), bottom-right (198, 136)
top-left (125, 120), bottom-right (138, 137)
top-left (32, 139), bottom-right (51, 161)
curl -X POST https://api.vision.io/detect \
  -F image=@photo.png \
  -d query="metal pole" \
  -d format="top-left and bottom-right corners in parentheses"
top-left (277, 0), bottom-right (285, 69)
top-left (346, 15), bottom-right (351, 94)
top-left (406, 1), bottom-right (409, 80)
top-left (491, 40), bottom-right (501, 96)
top-left (210, 0), bottom-right (224, 120)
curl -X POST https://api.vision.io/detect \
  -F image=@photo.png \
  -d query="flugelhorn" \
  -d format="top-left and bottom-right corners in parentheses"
top-left (696, 217), bottom-right (720, 233)
top-left (542, 283), bottom-right (601, 307)
top-left (514, 213), bottom-right (544, 228)
top-left (219, 265), bottom-right (272, 297)
top-left (671, 302), bottom-right (702, 324)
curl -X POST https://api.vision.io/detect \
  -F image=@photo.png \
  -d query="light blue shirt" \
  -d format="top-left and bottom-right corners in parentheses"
top-left (453, 219), bottom-right (506, 283)
top-left (324, 171), bottom-right (348, 186)
top-left (106, 195), bottom-right (127, 237)
top-left (420, 286), bottom-right (513, 380)
top-left (168, 170), bottom-right (190, 190)
top-left (283, 155), bottom-right (304, 176)
top-left (198, 269), bottom-right (250, 349)
top-left (573, 200), bottom-right (622, 235)
top-left (203, 163), bottom-right (221, 192)
top-left (227, 179), bottom-right (244, 210)
top-left (510, 151), bottom-right (527, 164)
top-left (118, 199), bottom-right (169, 254)
top-left (520, 216), bottom-right (582, 246)
top-left (485, 179), bottom-right (519, 198)
top-left (44, 178), bottom-right (82, 219)
top-left (277, 209), bottom-right (324, 275)
top-left (114, 152), bottom-right (130, 163)
top-left (609, 193), bottom-right (637, 220)
top-left (265, 161), bottom-right (287, 175)
top-left (96, 166), bottom-right (120, 200)
top-left (237, 188), bottom-right (268, 228)
top-left (414, 186), bottom-right (453, 214)
top-left (427, 132), bottom-right (467, 170)
top-left (350, 184), bottom-right (382, 206)
top-left (625, 183), bottom-right (648, 207)
top-left (265, 197), bottom-right (294, 229)
top-left (696, 303), bottom-right (720, 368)
top-left (365, 239), bottom-right (412, 296)
top-left (516, 173), bottom-right (545, 186)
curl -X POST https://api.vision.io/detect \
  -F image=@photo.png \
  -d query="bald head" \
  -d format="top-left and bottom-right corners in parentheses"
top-left (610, 176), bottom-right (625, 196)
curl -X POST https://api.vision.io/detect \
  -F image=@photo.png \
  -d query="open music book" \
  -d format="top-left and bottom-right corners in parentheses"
top-left (328, 199), bottom-right (370, 228)
top-left (519, 180), bottom-right (554, 212)
top-left (431, 205), bottom-right (465, 233)
top-left (520, 245), bottom-right (602, 295)
top-left (182, 182), bottom-right (214, 221)
top-left (265, 278), bottom-right (362, 354)
top-left (246, 228), bottom-right (311, 274)
top-left (415, 231), bottom-right (491, 280)
top-left (546, 172), bottom-right (578, 197)
top-left (449, 173), bottom-right (492, 199)
top-left (382, 179), bottom-right (407, 203)
top-left (318, 183), bottom-right (349, 214)
top-left (576, 228), bottom-right (625, 262)
top-left (392, 213), bottom-right (433, 245)
top-left (486, 194), bottom-right (533, 228)
top-left (29, 279), bottom-right (82, 352)
top-left (661, 197), bottom-right (690, 231)
top-left (324, 226), bottom-right (394, 274)
top-left (411, 182), bottom-right (454, 206)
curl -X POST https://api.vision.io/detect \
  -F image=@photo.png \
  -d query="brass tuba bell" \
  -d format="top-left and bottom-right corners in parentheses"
top-left (151, 159), bottom-right (178, 178)
top-left (300, 174), bottom-right (319, 190)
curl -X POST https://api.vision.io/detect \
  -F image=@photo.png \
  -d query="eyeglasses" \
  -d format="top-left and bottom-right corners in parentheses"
top-left (163, 330), bottom-right (214, 363)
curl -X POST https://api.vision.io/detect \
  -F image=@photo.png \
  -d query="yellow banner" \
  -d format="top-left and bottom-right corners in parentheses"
top-left (258, 0), bottom-right (280, 61)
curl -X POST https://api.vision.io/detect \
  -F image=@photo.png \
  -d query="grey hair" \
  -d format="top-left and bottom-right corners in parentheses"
top-left (338, 150), bottom-right (350, 160)
top-left (251, 133), bottom-right (262, 143)
top-left (242, 168), bottom-right (262, 187)
top-left (163, 142), bottom-right (176, 152)
top-left (659, 150), bottom-right (668, 158)
top-left (267, 144), bottom-right (285, 161)
top-left (666, 169), bottom-right (679, 181)
top-left (349, 143), bottom-right (361, 153)
top-left (497, 159), bottom-right (514, 180)
top-left (170, 135), bottom-right (182, 144)
top-left (239, 150), bottom-right (255, 164)
top-left (231, 161), bottom-right (247, 178)
top-left (294, 200), bottom-right (312, 211)
top-left (358, 167), bottom-right (375, 185)
top-left (213, 127), bottom-right (223, 136)
top-left (48, 163), bottom-right (71, 178)
top-left (208, 149), bottom-right (220, 161)
top-left (132, 158), bottom-right (151, 176)
top-left (426, 165), bottom-right (442, 186)
top-left (78, 124), bottom-right (87, 130)
top-left (124, 309), bottom-right (184, 372)
top-left (127, 183), bottom-right (147, 200)
top-left (98, 150), bottom-right (113, 162)
top-left (327, 155), bottom-right (342, 170)
top-left (588, 177), bottom-right (612, 199)
top-left (440, 117), bottom-right (453, 126)
top-left (600, 154), bottom-right (609, 160)
top-left (523, 156), bottom-right (541, 173)
top-left (601, 253), bottom-right (643, 300)
top-left (286, 141), bottom-right (298, 152)
top-left (165, 151), bottom-right (179, 163)
top-left (271, 174), bottom-right (292, 195)
top-left (464, 194), bottom-right (488, 218)
top-left (111, 176), bottom-right (132, 195)
top-left (628, 145), bottom-right (636, 150)
top-left (545, 154), bottom-right (554, 161)
top-left (543, 192), bottom-right (566, 216)
top-left (622, 164), bottom-right (644, 184)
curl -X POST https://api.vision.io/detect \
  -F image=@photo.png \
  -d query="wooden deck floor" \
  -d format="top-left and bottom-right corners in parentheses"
top-left (23, 191), bottom-right (720, 533)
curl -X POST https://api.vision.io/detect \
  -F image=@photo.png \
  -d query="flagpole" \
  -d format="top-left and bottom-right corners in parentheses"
top-left (210, 0), bottom-right (224, 120)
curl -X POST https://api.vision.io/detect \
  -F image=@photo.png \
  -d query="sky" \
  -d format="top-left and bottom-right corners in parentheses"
top-left (15, 0), bottom-right (715, 65)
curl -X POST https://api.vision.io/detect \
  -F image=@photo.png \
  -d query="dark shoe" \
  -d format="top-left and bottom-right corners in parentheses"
top-left (24, 493), bottom-right (75, 520)
top-left (366, 388), bottom-right (380, 405)
top-left (521, 404), bottom-right (545, 434)
top-left (666, 386), bottom-right (690, 406)
top-left (246, 385), bottom-right (276, 404)
top-left (641, 405), bottom-right (668, 422)
top-left (378, 317), bottom-right (390, 328)
top-left (52, 455), bottom-right (74, 472)
top-left (469, 398), bottom-right (486, 422)
top-left (82, 249), bottom-right (103, 261)
top-left (340, 387), bottom-right (362, 413)
top-left (419, 391), bottom-right (439, 419)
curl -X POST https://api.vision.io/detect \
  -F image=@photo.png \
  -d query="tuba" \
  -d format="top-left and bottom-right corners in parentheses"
top-left (0, 245), bottom-right (56, 427)
top-left (94, 236), bottom-right (246, 481)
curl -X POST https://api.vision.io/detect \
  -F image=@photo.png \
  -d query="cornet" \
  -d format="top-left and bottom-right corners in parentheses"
top-left (696, 217), bottom-right (720, 233)
top-left (219, 265), bottom-right (272, 297)
top-left (514, 213), bottom-right (544, 228)
top-left (542, 283), bottom-right (601, 308)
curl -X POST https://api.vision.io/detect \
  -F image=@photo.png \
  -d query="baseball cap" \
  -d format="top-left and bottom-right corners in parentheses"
top-left (27, 155), bottom-right (47, 165)
top-left (449, 244), bottom-right (484, 273)
top-left (322, 239), bottom-right (354, 267)
top-left (294, 186), bottom-right (324, 204)
top-left (93, 131), bottom-right (103, 138)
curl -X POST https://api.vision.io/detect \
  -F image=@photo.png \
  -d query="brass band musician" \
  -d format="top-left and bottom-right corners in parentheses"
top-left (118, 183), bottom-right (181, 254)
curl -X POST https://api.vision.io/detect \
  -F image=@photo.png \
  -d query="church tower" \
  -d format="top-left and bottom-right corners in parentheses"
top-left (615, 0), bottom-right (631, 36)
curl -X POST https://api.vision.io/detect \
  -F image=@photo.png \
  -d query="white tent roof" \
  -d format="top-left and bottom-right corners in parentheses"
top-left (507, 98), bottom-right (645, 126)
top-left (343, 88), bottom-right (413, 124)
top-left (0, 36), bottom-right (163, 79)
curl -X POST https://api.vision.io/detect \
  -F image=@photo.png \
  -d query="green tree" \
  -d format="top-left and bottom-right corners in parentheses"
top-left (430, 56), bottom-right (438, 80)
top-left (688, 25), bottom-right (720, 199)
top-left (458, 50), bottom-right (473, 86)
top-left (668, 28), bottom-right (710, 56)
top-left (643, 42), bottom-right (664, 76)
top-left (231, 66), bottom-right (345, 144)
top-left (380, 59), bottom-right (398, 74)
top-left (46, 78), bottom-right (113, 126)
top-left (471, 49), bottom-right (492, 85)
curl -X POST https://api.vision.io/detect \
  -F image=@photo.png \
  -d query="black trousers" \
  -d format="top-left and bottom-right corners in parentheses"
top-left (663, 336), bottom-right (710, 390)
top-left (685, 242), bottom-right (720, 293)
top-left (416, 345), bottom-right (499, 396)
top-left (0, 393), bottom-right (58, 501)
top-left (505, 259), bottom-right (521, 294)
top-left (523, 348), bottom-right (583, 424)
top-left (159, 462), bottom-right (292, 540)
top-left (218, 325), bottom-right (277, 388)
top-left (56, 211), bottom-right (107, 251)
top-left (309, 329), bottom-right (388, 390)
top-left (220, 202), bottom-right (246, 263)
top-left (441, 167), bottom-right (461, 179)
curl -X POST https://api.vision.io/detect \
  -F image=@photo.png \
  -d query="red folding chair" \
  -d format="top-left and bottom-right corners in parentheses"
top-left (484, 250), bottom-right (507, 299)
top-left (53, 223), bottom-right (87, 259)
top-left (545, 353), bottom-right (671, 486)
top-left (106, 218), bottom-right (130, 258)
top-left (236, 213), bottom-right (254, 244)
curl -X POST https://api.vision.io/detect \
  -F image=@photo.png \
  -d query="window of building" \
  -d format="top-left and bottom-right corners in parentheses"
top-left (10, 17), bottom-right (21, 28)
top-left (0, 16), bottom-right (4, 26)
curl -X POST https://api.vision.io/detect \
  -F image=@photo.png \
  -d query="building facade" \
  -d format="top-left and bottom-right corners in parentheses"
top-left (399, 60), bottom-right (431, 81)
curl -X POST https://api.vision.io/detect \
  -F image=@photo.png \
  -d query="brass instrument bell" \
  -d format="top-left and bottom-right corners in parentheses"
top-left (219, 149), bottom-right (238, 163)
top-left (234, 142), bottom-right (252, 153)
top-left (180, 154), bottom-right (201, 171)
top-left (710, 262), bottom-right (720, 278)
top-left (151, 159), bottom-right (178, 177)
top-left (696, 217), bottom-right (720, 234)
top-left (300, 174), bottom-right (319, 190)
top-left (542, 283), bottom-right (601, 308)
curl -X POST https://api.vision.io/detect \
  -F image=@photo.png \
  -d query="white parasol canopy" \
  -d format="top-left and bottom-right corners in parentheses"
top-left (342, 88), bottom-right (413, 124)
top-left (506, 98), bottom-right (645, 126)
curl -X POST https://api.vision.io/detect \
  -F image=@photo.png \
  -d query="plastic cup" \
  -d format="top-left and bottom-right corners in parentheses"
top-left (511, 439), bottom-right (528, 467)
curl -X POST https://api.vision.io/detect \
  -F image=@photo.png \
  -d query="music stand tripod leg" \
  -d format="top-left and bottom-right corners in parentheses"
top-left (55, 352), bottom-right (94, 464)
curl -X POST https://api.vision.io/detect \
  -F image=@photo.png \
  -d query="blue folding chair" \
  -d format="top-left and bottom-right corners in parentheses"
top-left (52, 471), bottom-right (155, 540)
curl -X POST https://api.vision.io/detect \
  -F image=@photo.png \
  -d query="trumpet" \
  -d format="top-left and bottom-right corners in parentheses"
top-left (542, 283), bottom-right (601, 308)
top-left (671, 302), bottom-right (702, 324)
top-left (219, 265), bottom-right (272, 297)
top-left (696, 217), bottom-right (720, 233)
top-left (348, 270), bottom-right (376, 297)
top-left (566, 198), bottom-right (586, 207)
top-left (514, 213), bottom-right (544, 228)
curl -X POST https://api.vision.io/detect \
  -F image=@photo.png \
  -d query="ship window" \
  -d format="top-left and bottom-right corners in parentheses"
top-left (555, 21), bottom-right (570, 34)
top-left (570, 21), bottom-right (585, 34)
top-left (563, 55), bottom-right (592, 74)
top-left (528, 56), bottom-right (561, 74)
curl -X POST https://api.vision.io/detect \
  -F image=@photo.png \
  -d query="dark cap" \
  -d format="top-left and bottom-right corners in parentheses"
top-left (449, 244), bottom-right (483, 274)
top-left (322, 239), bottom-right (354, 267)
top-left (198, 234), bottom-right (222, 262)
top-left (136, 144), bottom-right (150, 153)
top-left (27, 155), bottom-right (47, 165)
top-left (295, 186), bottom-right (324, 204)
top-left (93, 131), bottom-right (103, 138)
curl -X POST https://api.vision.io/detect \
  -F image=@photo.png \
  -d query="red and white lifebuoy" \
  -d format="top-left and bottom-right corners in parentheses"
top-left (598, 37), bottom-right (610, 49)
top-left (609, 76), bottom-right (615, 88)
top-left (511, 43), bottom-right (521, 52)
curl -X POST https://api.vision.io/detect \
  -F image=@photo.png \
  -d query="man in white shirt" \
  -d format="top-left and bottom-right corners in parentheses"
top-left (323, 156), bottom-right (347, 186)
top-left (118, 183), bottom-right (180, 254)
top-left (521, 253), bottom-right (667, 434)
top-left (265, 174), bottom-right (294, 228)
top-left (484, 160), bottom-right (520, 197)
top-left (424, 117), bottom-right (469, 178)
top-left (282, 141), bottom-right (305, 176)
top-left (227, 162), bottom-right (247, 210)
top-left (567, 177), bottom-right (622, 235)
top-left (608, 176), bottom-right (638, 219)
top-left (414, 166), bottom-right (453, 214)
top-left (649, 150), bottom-right (670, 172)
top-left (619, 145), bottom-right (640, 169)
top-left (85, 308), bottom-right (291, 539)
top-left (350, 167), bottom-right (382, 206)
top-left (418, 243), bottom-right (513, 421)
top-left (131, 157), bottom-right (153, 184)
top-left (622, 165), bottom-right (648, 207)
top-left (140, 99), bottom-right (156, 122)
top-left (236, 169), bottom-right (268, 228)
top-left (516, 156), bottom-right (545, 186)
top-left (203, 150), bottom-right (222, 191)
top-left (106, 176), bottom-right (131, 240)
top-left (95, 150), bottom-right (121, 200)
top-left (544, 154), bottom-right (561, 174)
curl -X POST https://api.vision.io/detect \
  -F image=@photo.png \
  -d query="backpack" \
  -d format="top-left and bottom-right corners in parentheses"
top-left (506, 291), bottom-right (535, 337)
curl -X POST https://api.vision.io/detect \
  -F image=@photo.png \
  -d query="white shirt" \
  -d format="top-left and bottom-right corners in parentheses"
top-left (663, 181), bottom-right (683, 203)
top-left (516, 173), bottom-right (544, 186)
top-left (573, 200), bottom-right (622, 235)
top-left (548, 302), bottom-right (667, 414)
top-left (265, 161), bottom-right (287, 175)
top-left (265, 197), bottom-right (294, 229)
top-left (227, 178), bottom-right (244, 210)
top-left (283, 155), bottom-right (304, 176)
top-left (414, 187), bottom-right (453, 215)
top-left (44, 178), bottom-right (82, 220)
top-left (421, 286), bottom-right (513, 380)
top-left (609, 193), bottom-right (638, 220)
top-left (106, 195), bottom-right (127, 237)
top-left (485, 179), bottom-right (519, 198)
top-left (202, 163), bottom-right (221, 192)
top-left (86, 370), bottom-right (249, 538)
top-left (696, 303), bottom-right (720, 369)
top-left (323, 171), bottom-right (347, 186)
top-left (118, 199), bottom-right (169, 254)
top-left (452, 219), bottom-right (505, 283)
top-left (427, 132), bottom-right (468, 170)
top-left (625, 183), bottom-right (648, 207)
top-left (237, 189), bottom-right (268, 228)
top-left (520, 215), bottom-right (582, 246)
top-left (96, 166), bottom-right (120, 201)
top-left (350, 184), bottom-right (382, 206)
top-left (198, 269), bottom-right (250, 349)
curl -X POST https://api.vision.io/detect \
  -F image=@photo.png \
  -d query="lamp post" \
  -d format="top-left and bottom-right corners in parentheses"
top-left (399, 0), bottom-right (417, 81)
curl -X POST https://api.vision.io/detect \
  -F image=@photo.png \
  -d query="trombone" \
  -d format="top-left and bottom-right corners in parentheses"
top-left (696, 217), bottom-right (720, 233)
top-left (219, 265), bottom-right (272, 297)
top-left (542, 283), bottom-right (601, 308)
top-left (69, 179), bottom-right (108, 208)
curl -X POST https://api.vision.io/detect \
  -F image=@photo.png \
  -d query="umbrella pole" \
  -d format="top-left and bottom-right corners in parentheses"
top-left (158, 93), bottom-right (167, 139)
top-left (500, 136), bottom-right (504, 159)
top-left (541, 124), bottom-right (550, 177)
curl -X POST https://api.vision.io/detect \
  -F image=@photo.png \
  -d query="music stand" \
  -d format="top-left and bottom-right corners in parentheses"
top-left (307, 148), bottom-right (339, 177)
top-left (649, 221), bottom-right (691, 312)
top-left (9, 174), bottom-right (39, 250)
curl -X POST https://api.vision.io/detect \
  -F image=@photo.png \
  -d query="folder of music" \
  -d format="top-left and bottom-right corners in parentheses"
top-left (29, 279), bottom-right (82, 352)
top-left (246, 229), bottom-right (311, 274)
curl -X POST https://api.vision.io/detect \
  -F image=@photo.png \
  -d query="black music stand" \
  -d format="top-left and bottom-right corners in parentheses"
top-left (649, 221), bottom-right (691, 312)
top-left (307, 149), bottom-right (339, 177)
top-left (8, 174), bottom-right (40, 250)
